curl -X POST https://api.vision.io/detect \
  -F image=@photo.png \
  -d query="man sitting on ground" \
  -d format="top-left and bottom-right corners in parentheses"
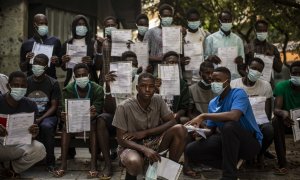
top-left (0, 71), bottom-right (46, 178)
top-left (188, 60), bottom-right (215, 119)
top-left (184, 67), bottom-right (262, 179)
top-left (53, 63), bottom-right (105, 178)
top-left (231, 57), bottom-right (274, 167)
top-left (112, 73), bottom-right (187, 180)
top-left (272, 61), bottom-right (300, 175)
top-left (25, 54), bottom-right (61, 172)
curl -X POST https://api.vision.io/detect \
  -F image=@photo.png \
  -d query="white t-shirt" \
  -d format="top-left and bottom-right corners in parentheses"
top-left (230, 78), bottom-right (273, 98)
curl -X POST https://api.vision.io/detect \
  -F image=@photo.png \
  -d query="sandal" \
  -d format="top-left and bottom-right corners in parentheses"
top-left (183, 169), bottom-right (202, 179)
top-left (99, 166), bottom-right (112, 180)
top-left (87, 170), bottom-right (99, 179)
top-left (273, 167), bottom-right (288, 175)
top-left (99, 174), bottom-right (112, 180)
top-left (53, 169), bottom-right (65, 178)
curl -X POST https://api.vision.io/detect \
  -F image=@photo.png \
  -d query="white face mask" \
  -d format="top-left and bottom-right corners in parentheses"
top-left (188, 21), bottom-right (201, 30)
top-left (37, 25), bottom-right (48, 36)
top-left (10, 88), bottom-right (27, 101)
top-left (247, 68), bottom-right (262, 82)
top-left (220, 22), bottom-right (232, 32)
top-left (32, 64), bottom-right (46, 77)
top-left (75, 76), bottom-right (89, 88)
top-left (137, 26), bottom-right (149, 36)
top-left (105, 27), bottom-right (117, 36)
top-left (161, 17), bottom-right (173, 26)
top-left (256, 32), bottom-right (268, 41)
top-left (76, 25), bottom-right (88, 36)
top-left (291, 76), bottom-right (300, 86)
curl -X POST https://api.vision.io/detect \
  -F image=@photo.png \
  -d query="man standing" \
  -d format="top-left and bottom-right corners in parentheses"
top-left (26, 54), bottom-right (61, 172)
top-left (97, 16), bottom-right (121, 85)
top-left (272, 61), bottom-right (300, 175)
top-left (20, 14), bottom-right (61, 79)
top-left (0, 71), bottom-right (46, 178)
top-left (245, 20), bottom-right (282, 86)
top-left (113, 73), bottom-right (187, 180)
top-left (205, 10), bottom-right (245, 79)
top-left (184, 67), bottom-right (262, 179)
top-left (183, 8), bottom-right (210, 85)
top-left (135, 14), bottom-right (149, 42)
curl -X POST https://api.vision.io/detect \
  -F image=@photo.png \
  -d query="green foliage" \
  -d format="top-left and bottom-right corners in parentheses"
top-left (142, 0), bottom-right (300, 63)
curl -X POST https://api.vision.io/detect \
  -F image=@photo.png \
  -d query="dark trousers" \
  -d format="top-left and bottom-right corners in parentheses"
top-left (259, 122), bottom-right (274, 155)
top-left (272, 116), bottom-right (288, 168)
top-left (38, 116), bottom-right (58, 166)
top-left (185, 121), bottom-right (261, 180)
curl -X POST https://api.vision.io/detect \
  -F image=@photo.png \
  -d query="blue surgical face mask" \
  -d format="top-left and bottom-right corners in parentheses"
top-left (291, 76), bottom-right (300, 86)
top-left (32, 64), bottom-right (46, 77)
top-left (220, 22), bottom-right (232, 32)
top-left (211, 80), bottom-right (228, 95)
top-left (76, 25), bottom-right (88, 36)
top-left (10, 87), bottom-right (27, 101)
top-left (161, 17), bottom-right (173, 27)
top-left (188, 21), bottom-right (201, 30)
top-left (75, 76), bottom-right (89, 88)
top-left (256, 32), bottom-right (268, 42)
top-left (37, 25), bottom-right (48, 36)
top-left (137, 26), bottom-right (149, 36)
top-left (247, 68), bottom-right (262, 82)
top-left (105, 27), bottom-right (117, 36)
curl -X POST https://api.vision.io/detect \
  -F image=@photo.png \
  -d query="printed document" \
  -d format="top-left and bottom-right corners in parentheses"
top-left (4, 112), bottom-right (34, 145)
top-left (111, 30), bottom-right (132, 57)
top-left (218, 46), bottom-right (238, 76)
top-left (66, 44), bottom-right (87, 69)
top-left (291, 108), bottom-right (300, 142)
top-left (30, 42), bottom-right (54, 66)
top-left (130, 42), bottom-right (149, 70)
top-left (249, 96), bottom-right (269, 125)
top-left (162, 26), bottom-right (182, 54)
top-left (110, 62), bottom-right (132, 94)
top-left (254, 53), bottom-right (274, 82)
top-left (184, 42), bottom-right (204, 71)
top-left (158, 64), bottom-right (180, 96)
top-left (157, 157), bottom-right (183, 180)
top-left (66, 99), bottom-right (90, 133)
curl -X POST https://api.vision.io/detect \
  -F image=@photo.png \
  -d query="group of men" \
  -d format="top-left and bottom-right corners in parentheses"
top-left (0, 3), bottom-right (299, 180)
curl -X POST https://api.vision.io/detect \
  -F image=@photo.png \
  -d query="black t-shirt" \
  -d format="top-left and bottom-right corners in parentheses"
top-left (0, 94), bottom-right (38, 115)
top-left (26, 75), bottom-right (61, 116)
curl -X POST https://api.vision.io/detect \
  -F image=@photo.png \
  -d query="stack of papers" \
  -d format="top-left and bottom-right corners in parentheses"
top-left (185, 125), bottom-right (211, 139)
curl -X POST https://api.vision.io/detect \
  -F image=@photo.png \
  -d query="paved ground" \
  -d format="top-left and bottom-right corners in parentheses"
top-left (6, 135), bottom-right (300, 179)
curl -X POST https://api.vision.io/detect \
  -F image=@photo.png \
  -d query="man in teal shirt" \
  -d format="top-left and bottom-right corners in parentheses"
top-left (204, 10), bottom-right (245, 79)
